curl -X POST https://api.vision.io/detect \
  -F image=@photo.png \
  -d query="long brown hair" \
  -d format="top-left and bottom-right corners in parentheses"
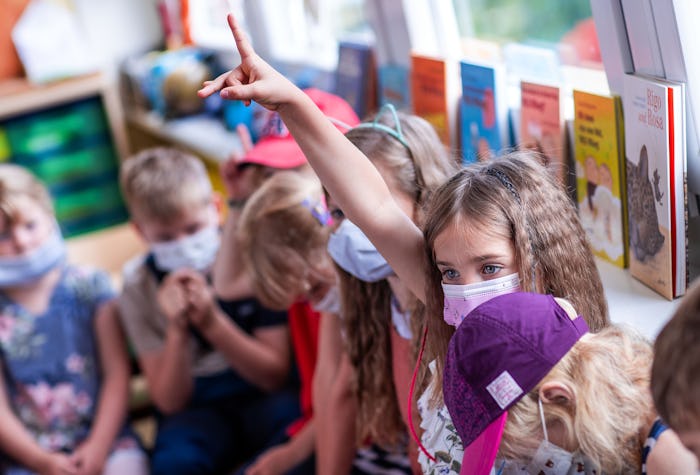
top-left (423, 151), bottom-right (609, 399)
top-left (341, 108), bottom-right (458, 446)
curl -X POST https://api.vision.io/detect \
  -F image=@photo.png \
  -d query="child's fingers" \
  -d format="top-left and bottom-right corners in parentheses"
top-left (227, 13), bottom-right (255, 60)
top-left (198, 70), bottom-right (230, 97)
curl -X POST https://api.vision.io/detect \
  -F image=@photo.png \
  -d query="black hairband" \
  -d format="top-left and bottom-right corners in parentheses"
top-left (486, 168), bottom-right (521, 204)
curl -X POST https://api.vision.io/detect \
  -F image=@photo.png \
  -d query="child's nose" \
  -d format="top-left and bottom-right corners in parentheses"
top-left (11, 228), bottom-right (34, 253)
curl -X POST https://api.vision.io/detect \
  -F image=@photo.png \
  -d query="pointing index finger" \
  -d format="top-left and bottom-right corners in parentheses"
top-left (227, 13), bottom-right (254, 60)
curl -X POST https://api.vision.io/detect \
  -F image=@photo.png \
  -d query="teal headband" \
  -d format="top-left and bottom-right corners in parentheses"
top-left (349, 104), bottom-right (410, 149)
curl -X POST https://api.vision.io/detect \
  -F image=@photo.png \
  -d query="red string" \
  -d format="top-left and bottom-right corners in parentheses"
top-left (407, 326), bottom-right (436, 462)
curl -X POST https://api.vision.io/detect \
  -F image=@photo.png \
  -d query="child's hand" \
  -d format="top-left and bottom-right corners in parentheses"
top-left (197, 13), bottom-right (296, 111)
top-left (220, 124), bottom-right (257, 201)
top-left (70, 439), bottom-right (107, 475)
top-left (38, 452), bottom-right (79, 475)
top-left (181, 270), bottom-right (216, 331)
top-left (244, 444), bottom-right (294, 475)
top-left (157, 271), bottom-right (189, 329)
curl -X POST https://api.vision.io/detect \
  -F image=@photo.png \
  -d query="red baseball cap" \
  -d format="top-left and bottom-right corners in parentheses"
top-left (240, 88), bottom-right (360, 169)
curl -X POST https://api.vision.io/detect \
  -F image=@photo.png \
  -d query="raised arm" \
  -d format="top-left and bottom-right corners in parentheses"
top-left (198, 13), bottom-right (427, 302)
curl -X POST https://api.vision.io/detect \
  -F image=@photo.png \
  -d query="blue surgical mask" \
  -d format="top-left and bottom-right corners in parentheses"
top-left (0, 227), bottom-right (66, 287)
top-left (327, 219), bottom-right (393, 282)
top-left (150, 225), bottom-right (220, 272)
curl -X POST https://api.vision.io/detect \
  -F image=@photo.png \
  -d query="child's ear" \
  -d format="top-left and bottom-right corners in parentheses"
top-left (130, 220), bottom-right (147, 240)
top-left (539, 381), bottom-right (575, 405)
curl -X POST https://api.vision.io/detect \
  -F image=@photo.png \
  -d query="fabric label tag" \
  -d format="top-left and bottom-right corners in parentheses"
top-left (486, 370), bottom-right (523, 409)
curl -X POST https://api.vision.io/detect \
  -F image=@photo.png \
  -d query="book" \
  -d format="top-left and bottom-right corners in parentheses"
top-left (335, 41), bottom-right (377, 120)
top-left (623, 73), bottom-right (687, 299)
top-left (378, 63), bottom-right (410, 110)
top-left (519, 81), bottom-right (566, 183)
top-left (410, 53), bottom-right (451, 146)
top-left (458, 60), bottom-right (507, 164)
top-left (573, 90), bottom-right (628, 268)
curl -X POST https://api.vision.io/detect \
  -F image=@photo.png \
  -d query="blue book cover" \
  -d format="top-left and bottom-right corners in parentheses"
top-left (335, 41), bottom-right (375, 119)
top-left (459, 61), bottom-right (506, 164)
top-left (378, 63), bottom-right (410, 111)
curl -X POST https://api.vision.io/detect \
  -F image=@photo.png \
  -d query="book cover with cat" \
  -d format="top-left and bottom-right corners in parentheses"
top-left (410, 53), bottom-right (451, 146)
top-left (573, 90), bottom-right (628, 268)
top-left (458, 60), bottom-right (507, 164)
top-left (622, 73), bottom-right (686, 300)
top-left (520, 81), bottom-right (566, 184)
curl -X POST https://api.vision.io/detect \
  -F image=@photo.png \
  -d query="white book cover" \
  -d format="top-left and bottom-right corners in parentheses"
top-left (623, 73), bottom-right (686, 299)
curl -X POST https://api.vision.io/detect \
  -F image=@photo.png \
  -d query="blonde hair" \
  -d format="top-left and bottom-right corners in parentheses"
top-left (500, 325), bottom-right (654, 473)
top-left (120, 147), bottom-right (212, 223)
top-left (423, 151), bottom-right (609, 398)
top-left (341, 110), bottom-right (459, 446)
top-left (0, 164), bottom-right (54, 224)
top-left (238, 171), bottom-right (332, 310)
top-left (652, 278), bottom-right (700, 432)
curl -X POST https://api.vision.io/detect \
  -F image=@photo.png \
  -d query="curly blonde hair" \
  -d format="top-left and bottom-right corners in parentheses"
top-left (237, 171), bottom-right (332, 310)
top-left (423, 151), bottom-right (609, 401)
top-left (341, 109), bottom-right (458, 446)
top-left (499, 325), bottom-right (654, 473)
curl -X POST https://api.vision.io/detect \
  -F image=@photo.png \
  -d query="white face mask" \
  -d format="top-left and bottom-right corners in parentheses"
top-left (495, 398), bottom-right (600, 475)
top-left (0, 227), bottom-right (66, 287)
top-left (311, 284), bottom-right (341, 315)
top-left (441, 273), bottom-right (520, 327)
top-left (327, 219), bottom-right (393, 282)
top-left (150, 225), bottom-right (220, 272)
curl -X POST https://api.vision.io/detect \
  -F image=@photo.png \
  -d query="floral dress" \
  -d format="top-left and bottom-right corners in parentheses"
top-left (0, 265), bottom-right (135, 456)
top-left (418, 361), bottom-right (463, 475)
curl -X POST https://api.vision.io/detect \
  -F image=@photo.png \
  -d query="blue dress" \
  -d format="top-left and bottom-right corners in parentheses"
top-left (0, 265), bottom-right (135, 456)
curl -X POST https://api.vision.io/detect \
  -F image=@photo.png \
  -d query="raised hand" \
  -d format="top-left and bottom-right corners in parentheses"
top-left (197, 13), bottom-right (297, 111)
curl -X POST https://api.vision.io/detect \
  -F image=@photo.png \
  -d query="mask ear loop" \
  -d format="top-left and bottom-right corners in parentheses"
top-left (538, 396), bottom-right (549, 443)
top-left (407, 326), bottom-right (437, 462)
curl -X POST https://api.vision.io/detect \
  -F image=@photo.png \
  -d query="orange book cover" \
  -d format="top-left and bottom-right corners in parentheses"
top-left (520, 81), bottom-right (565, 183)
top-left (410, 53), bottom-right (449, 146)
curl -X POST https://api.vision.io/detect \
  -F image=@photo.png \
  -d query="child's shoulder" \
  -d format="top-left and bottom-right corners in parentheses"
top-left (120, 254), bottom-right (150, 286)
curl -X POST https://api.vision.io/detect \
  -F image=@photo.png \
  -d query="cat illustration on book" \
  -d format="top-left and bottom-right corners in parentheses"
top-left (627, 145), bottom-right (664, 262)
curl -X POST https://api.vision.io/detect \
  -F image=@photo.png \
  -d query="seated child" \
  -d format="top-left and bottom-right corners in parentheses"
top-left (117, 147), bottom-right (299, 475)
top-left (0, 164), bottom-right (148, 474)
top-left (443, 292), bottom-right (697, 474)
top-left (652, 278), bottom-right (700, 464)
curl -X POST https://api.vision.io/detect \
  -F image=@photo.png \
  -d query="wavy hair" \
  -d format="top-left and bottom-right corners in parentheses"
top-left (341, 109), bottom-right (458, 446)
top-left (423, 151), bottom-right (609, 401)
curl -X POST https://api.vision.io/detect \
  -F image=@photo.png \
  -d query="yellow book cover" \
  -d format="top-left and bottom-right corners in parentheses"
top-left (573, 90), bottom-right (627, 268)
top-left (410, 53), bottom-right (449, 146)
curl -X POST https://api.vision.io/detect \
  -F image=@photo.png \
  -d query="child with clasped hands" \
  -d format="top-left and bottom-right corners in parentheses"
top-left (0, 165), bottom-right (148, 475)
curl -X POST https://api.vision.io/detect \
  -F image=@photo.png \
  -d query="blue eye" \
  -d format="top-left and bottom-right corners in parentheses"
top-left (482, 265), bottom-right (501, 275)
top-left (442, 268), bottom-right (459, 281)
